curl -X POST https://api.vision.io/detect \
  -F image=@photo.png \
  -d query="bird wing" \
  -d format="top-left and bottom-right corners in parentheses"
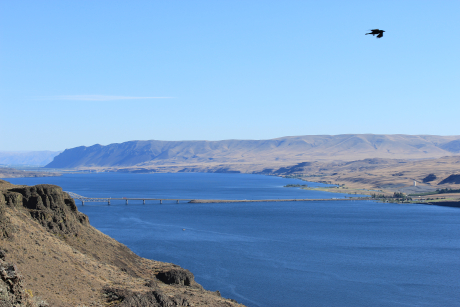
top-left (376, 32), bottom-right (384, 38)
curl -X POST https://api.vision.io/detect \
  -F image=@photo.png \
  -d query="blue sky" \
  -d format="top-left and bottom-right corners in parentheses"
top-left (1, 0), bottom-right (459, 151)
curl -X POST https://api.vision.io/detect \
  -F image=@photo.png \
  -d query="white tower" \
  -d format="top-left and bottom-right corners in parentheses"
top-left (414, 180), bottom-right (417, 187)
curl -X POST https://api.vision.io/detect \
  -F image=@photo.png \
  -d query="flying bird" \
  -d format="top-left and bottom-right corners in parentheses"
top-left (366, 29), bottom-right (385, 38)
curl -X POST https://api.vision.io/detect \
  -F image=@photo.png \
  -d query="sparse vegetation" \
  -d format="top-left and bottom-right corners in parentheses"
top-left (284, 184), bottom-right (308, 188)
top-left (409, 188), bottom-right (460, 197)
top-left (371, 192), bottom-right (412, 202)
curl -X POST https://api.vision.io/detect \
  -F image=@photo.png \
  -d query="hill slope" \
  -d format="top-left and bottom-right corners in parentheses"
top-left (46, 134), bottom-right (460, 170)
top-left (268, 156), bottom-right (460, 193)
top-left (0, 181), bottom-right (244, 306)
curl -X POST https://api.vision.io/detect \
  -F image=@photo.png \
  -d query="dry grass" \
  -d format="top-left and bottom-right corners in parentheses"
top-left (311, 156), bottom-right (460, 192)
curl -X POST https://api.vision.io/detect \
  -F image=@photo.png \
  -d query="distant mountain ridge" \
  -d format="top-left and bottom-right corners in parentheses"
top-left (0, 151), bottom-right (61, 166)
top-left (45, 134), bottom-right (460, 169)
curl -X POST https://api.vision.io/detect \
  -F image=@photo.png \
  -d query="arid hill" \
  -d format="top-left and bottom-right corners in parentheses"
top-left (45, 134), bottom-right (460, 170)
top-left (0, 180), bottom-right (244, 306)
top-left (268, 156), bottom-right (460, 193)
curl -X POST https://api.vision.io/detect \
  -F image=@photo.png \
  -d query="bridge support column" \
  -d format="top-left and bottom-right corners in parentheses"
top-left (176, 200), bottom-right (179, 204)
top-left (126, 199), bottom-right (128, 205)
top-left (108, 200), bottom-right (110, 206)
top-left (81, 201), bottom-right (84, 206)
top-left (160, 200), bottom-right (162, 204)
top-left (143, 200), bottom-right (145, 205)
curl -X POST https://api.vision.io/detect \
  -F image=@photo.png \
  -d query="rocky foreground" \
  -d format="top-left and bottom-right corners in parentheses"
top-left (0, 180), bottom-right (244, 306)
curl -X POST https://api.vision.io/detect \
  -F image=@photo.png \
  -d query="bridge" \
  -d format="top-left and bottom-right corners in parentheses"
top-left (65, 192), bottom-right (193, 205)
top-left (65, 192), bottom-right (371, 206)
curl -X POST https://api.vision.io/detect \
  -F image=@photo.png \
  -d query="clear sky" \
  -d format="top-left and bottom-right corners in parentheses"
top-left (1, 0), bottom-right (459, 151)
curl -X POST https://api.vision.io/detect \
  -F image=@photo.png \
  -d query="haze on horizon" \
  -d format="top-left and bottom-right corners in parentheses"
top-left (1, 1), bottom-right (459, 151)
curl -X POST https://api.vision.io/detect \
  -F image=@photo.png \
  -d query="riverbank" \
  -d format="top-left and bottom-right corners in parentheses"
top-left (298, 185), bottom-right (389, 196)
top-left (189, 197), bottom-right (369, 203)
top-left (423, 201), bottom-right (460, 208)
top-left (11, 154), bottom-right (460, 199)
top-left (51, 155), bottom-right (460, 195)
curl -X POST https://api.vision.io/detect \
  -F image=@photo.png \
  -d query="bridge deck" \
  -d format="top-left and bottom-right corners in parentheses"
top-left (65, 192), bottom-right (371, 205)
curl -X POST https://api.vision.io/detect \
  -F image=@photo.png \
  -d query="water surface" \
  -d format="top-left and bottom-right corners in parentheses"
top-left (6, 173), bottom-right (460, 307)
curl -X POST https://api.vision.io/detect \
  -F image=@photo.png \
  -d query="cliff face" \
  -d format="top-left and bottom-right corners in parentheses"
top-left (7, 184), bottom-right (88, 235)
top-left (0, 181), bottom-right (244, 306)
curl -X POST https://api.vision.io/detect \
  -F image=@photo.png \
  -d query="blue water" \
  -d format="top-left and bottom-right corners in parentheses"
top-left (5, 172), bottom-right (349, 200)
top-left (6, 173), bottom-right (460, 307)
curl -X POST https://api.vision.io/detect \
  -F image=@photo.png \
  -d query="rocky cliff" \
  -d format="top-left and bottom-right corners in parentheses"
top-left (0, 180), bottom-right (244, 306)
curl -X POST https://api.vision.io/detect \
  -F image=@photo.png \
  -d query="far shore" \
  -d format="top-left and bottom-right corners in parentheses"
top-left (0, 167), bottom-right (61, 178)
top-left (5, 167), bottom-right (460, 208)
top-left (189, 197), bottom-right (369, 204)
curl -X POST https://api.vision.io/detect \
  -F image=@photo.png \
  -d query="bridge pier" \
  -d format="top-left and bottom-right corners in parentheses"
top-left (176, 200), bottom-right (179, 204)
top-left (143, 200), bottom-right (145, 205)
top-left (126, 199), bottom-right (128, 205)
top-left (81, 201), bottom-right (84, 206)
top-left (160, 200), bottom-right (162, 204)
top-left (108, 200), bottom-right (110, 206)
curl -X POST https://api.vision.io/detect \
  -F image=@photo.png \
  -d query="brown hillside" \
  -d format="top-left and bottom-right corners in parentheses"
top-left (0, 181), bottom-right (244, 306)
top-left (268, 156), bottom-right (460, 193)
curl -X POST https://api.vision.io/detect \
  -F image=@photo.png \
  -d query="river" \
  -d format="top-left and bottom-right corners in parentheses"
top-left (6, 173), bottom-right (460, 306)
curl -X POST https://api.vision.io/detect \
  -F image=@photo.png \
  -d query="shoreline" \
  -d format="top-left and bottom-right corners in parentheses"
top-left (7, 170), bottom-right (460, 207)
top-left (417, 200), bottom-right (460, 208)
top-left (0, 166), bottom-right (61, 178)
top-left (189, 197), bottom-right (370, 203)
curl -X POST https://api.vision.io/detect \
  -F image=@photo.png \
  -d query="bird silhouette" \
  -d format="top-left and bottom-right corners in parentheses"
top-left (366, 29), bottom-right (385, 38)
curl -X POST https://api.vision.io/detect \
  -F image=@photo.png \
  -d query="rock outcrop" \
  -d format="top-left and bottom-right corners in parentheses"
top-left (7, 184), bottom-right (88, 235)
top-left (0, 249), bottom-right (40, 307)
top-left (156, 268), bottom-right (198, 287)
